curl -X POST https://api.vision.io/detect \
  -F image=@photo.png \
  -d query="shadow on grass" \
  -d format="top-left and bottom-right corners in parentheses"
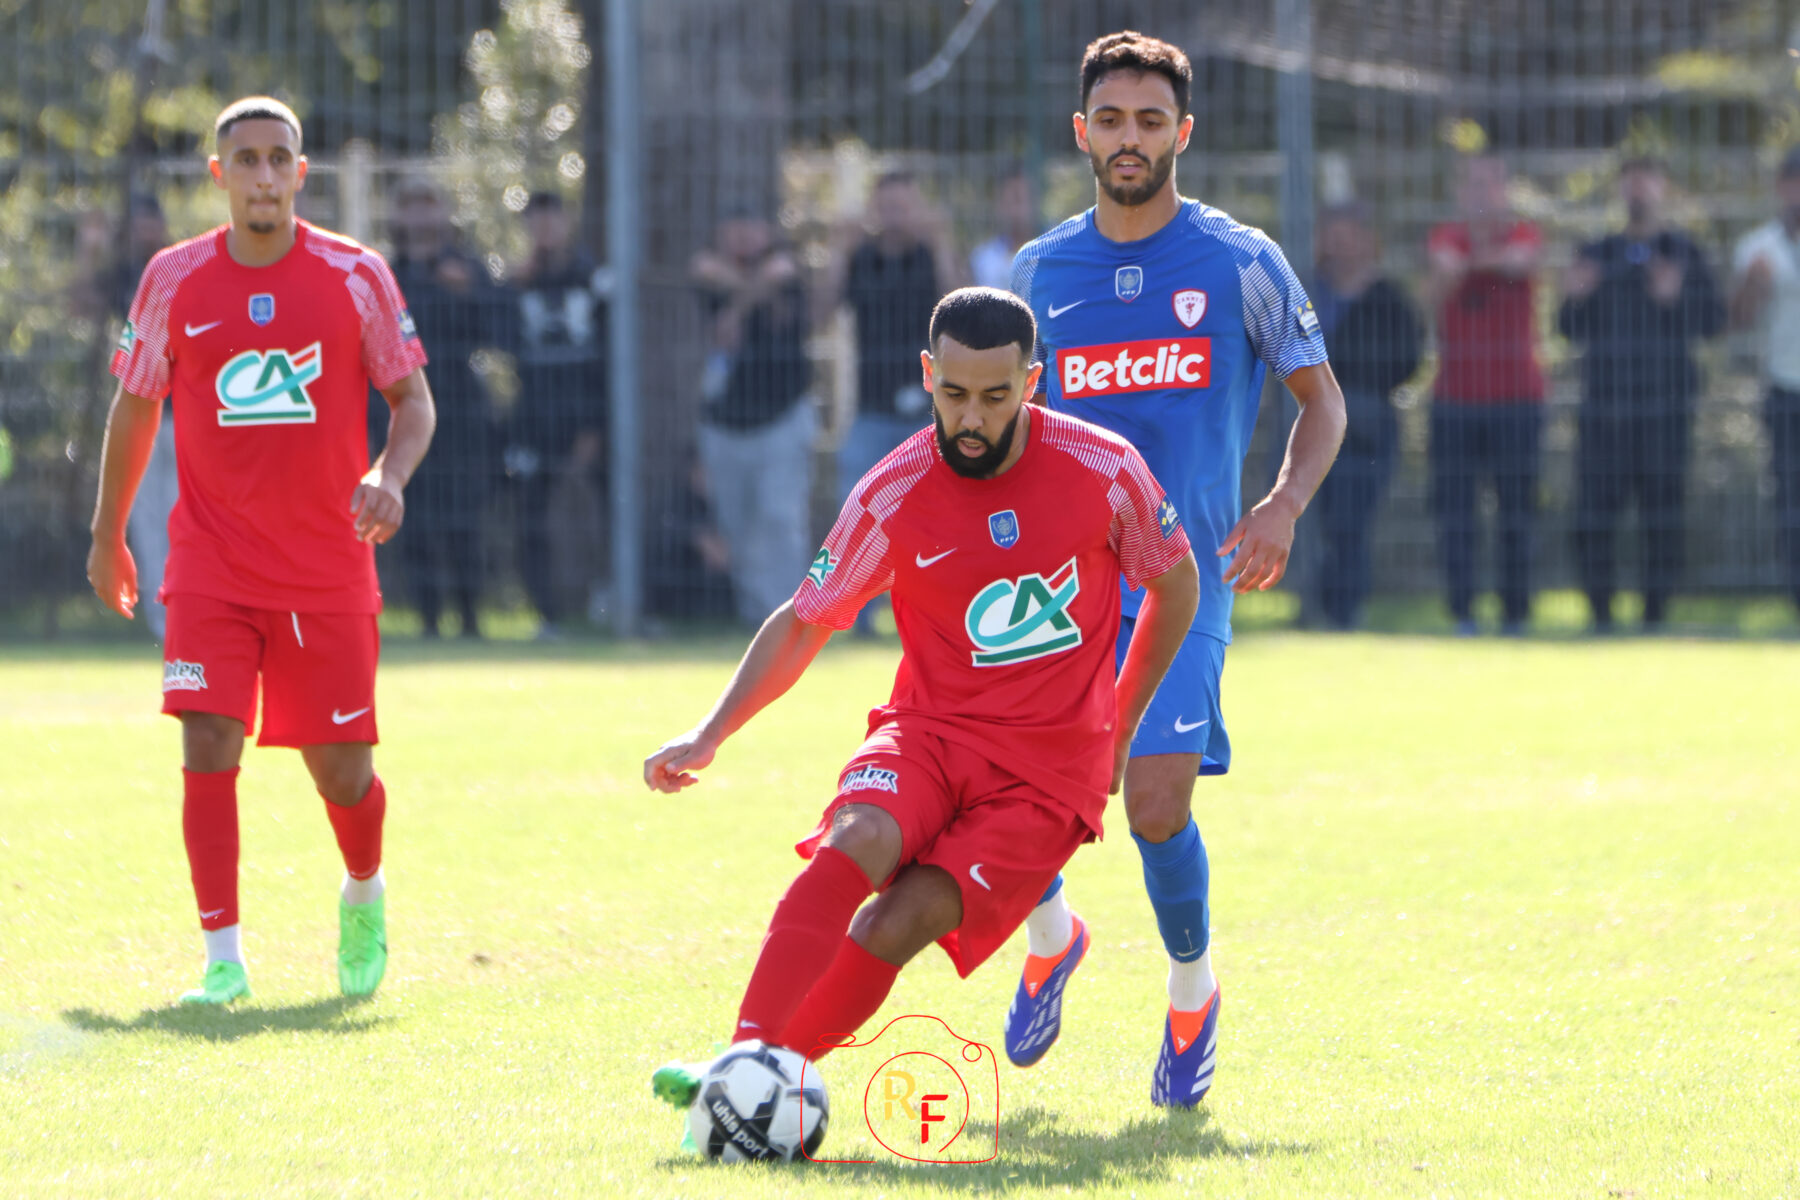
top-left (61, 994), bottom-right (387, 1042)
top-left (659, 1104), bottom-right (1314, 1189)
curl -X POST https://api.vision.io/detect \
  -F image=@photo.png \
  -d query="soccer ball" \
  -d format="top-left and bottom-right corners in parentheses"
top-left (687, 1040), bottom-right (829, 1162)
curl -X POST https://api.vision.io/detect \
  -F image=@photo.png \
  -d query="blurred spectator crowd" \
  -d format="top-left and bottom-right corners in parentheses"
top-left (68, 154), bottom-right (1800, 637)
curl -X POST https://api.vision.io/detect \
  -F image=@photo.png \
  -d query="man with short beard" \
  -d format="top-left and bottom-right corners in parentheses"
top-left (1009, 30), bottom-right (1347, 1108)
top-left (645, 288), bottom-right (1198, 1153)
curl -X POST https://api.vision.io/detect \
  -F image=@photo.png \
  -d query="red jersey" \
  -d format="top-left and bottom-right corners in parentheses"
top-left (112, 220), bottom-right (427, 613)
top-left (793, 407), bottom-right (1190, 833)
top-left (1428, 220), bottom-right (1545, 403)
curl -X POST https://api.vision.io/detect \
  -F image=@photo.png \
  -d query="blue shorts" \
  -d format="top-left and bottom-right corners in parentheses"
top-left (1116, 617), bottom-right (1230, 774)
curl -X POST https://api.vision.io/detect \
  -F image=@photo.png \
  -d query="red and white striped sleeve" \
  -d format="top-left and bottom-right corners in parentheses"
top-left (791, 481), bottom-right (898, 630)
top-left (352, 249), bottom-right (428, 389)
top-left (1107, 443), bottom-right (1191, 589)
top-left (111, 244), bottom-right (194, 399)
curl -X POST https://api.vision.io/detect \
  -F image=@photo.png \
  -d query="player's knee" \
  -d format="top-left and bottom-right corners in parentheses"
top-left (306, 747), bottom-right (374, 806)
top-left (1124, 790), bottom-right (1192, 844)
top-left (820, 805), bottom-right (901, 884)
top-left (180, 714), bottom-right (243, 772)
top-left (853, 869), bottom-right (961, 964)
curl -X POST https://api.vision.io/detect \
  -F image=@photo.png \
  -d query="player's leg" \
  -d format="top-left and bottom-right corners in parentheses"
top-left (262, 609), bottom-right (387, 996)
top-left (656, 727), bottom-right (954, 1118)
top-left (162, 595), bottom-right (262, 1005)
top-left (774, 863), bottom-right (963, 1062)
top-left (1120, 626), bottom-right (1227, 1105)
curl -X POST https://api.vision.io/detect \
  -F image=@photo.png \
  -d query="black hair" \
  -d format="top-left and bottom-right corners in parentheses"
top-left (523, 190), bottom-right (566, 213)
top-left (1080, 31), bottom-right (1193, 118)
top-left (214, 96), bottom-right (302, 148)
top-left (929, 287), bottom-right (1037, 361)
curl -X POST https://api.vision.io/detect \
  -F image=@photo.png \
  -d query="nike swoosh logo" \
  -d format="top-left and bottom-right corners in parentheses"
top-left (200, 908), bottom-right (225, 920)
top-left (969, 863), bottom-right (992, 890)
top-left (915, 548), bottom-right (956, 568)
top-left (1046, 300), bottom-right (1084, 318)
top-left (331, 707), bottom-right (372, 725)
top-left (184, 320), bottom-right (222, 336)
top-left (1172, 717), bottom-right (1210, 733)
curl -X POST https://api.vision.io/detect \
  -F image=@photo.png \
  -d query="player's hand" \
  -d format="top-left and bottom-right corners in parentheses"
top-left (86, 534), bottom-right (139, 619)
top-left (1217, 499), bottom-right (1296, 593)
top-left (644, 729), bottom-right (720, 793)
top-left (1109, 735), bottom-right (1130, 795)
top-left (351, 470), bottom-right (405, 544)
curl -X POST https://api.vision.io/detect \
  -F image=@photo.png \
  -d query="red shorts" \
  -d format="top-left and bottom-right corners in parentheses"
top-left (796, 718), bottom-right (1092, 979)
top-left (160, 593), bottom-right (380, 748)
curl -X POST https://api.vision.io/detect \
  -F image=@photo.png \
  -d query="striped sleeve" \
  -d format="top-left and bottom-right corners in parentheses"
top-left (1107, 443), bottom-right (1191, 589)
top-left (352, 250), bottom-right (428, 388)
top-left (1009, 245), bottom-right (1048, 397)
top-left (1234, 230), bottom-right (1329, 379)
top-left (111, 244), bottom-right (196, 398)
top-left (791, 480), bottom-right (898, 631)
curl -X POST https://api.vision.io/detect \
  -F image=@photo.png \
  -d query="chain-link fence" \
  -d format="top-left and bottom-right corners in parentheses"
top-left (5, 0), bottom-right (1799, 637)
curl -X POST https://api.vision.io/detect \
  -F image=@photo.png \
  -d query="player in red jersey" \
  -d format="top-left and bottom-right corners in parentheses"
top-left (644, 287), bottom-right (1199, 1148)
top-left (86, 97), bottom-right (435, 1005)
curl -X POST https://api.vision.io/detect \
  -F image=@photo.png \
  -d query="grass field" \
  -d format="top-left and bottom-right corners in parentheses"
top-left (2, 633), bottom-right (1797, 1198)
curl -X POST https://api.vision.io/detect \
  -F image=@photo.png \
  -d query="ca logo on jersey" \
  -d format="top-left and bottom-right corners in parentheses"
top-left (214, 342), bottom-right (322, 426)
top-left (964, 557), bottom-right (1082, 667)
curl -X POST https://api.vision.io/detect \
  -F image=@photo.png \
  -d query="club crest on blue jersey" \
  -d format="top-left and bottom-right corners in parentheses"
top-left (1174, 289), bottom-right (1207, 329)
top-left (1159, 498), bottom-right (1182, 538)
top-left (248, 293), bottom-right (276, 325)
top-left (988, 509), bottom-right (1020, 549)
top-left (1115, 265), bottom-right (1144, 302)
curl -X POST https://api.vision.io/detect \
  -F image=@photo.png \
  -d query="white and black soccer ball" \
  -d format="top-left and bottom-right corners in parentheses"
top-left (687, 1040), bottom-right (829, 1162)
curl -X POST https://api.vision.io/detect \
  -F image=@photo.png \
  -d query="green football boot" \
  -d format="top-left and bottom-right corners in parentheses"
top-left (652, 1059), bottom-right (705, 1110)
top-left (338, 893), bottom-right (388, 997)
top-left (179, 960), bottom-right (250, 1005)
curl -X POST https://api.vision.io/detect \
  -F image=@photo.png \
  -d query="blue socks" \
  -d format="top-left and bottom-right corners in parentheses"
top-left (1133, 817), bottom-right (1210, 962)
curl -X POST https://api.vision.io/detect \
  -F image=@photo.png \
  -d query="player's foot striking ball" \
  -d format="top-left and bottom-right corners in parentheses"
top-left (85, 95), bottom-right (435, 1002)
top-left (1009, 28), bottom-right (1346, 1098)
top-left (643, 287), bottom-right (1200, 1159)
top-left (683, 1041), bottom-right (829, 1162)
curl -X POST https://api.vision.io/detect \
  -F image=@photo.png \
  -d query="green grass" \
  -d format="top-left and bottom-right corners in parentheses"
top-left (2, 634), bottom-right (1797, 1197)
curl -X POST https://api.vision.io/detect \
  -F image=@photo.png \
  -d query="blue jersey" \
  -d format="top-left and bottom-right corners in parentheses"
top-left (1012, 199), bottom-right (1328, 642)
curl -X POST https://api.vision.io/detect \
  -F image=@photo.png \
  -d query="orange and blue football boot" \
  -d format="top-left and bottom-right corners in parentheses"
top-left (1002, 915), bottom-right (1090, 1067)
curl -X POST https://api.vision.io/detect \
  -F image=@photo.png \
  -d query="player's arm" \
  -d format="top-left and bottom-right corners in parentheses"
top-left (643, 601), bottom-right (835, 793)
top-left (1220, 362), bottom-right (1348, 593)
top-left (1112, 549), bottom-right (1199, 793)
top-left (86, 383), bottom-right (165, 618)
top-left (353, 367), bottom-right (436, 544)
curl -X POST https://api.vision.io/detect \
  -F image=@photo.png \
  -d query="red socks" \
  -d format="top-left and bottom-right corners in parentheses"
top-left (323, 774), bottom-right (386, 880)
top-left (182, 767), bottom-right (240, 930)
top-left (780, 935), bottom-right (902, 1060)
top-left (734, 847), bottom-right (872, 1044)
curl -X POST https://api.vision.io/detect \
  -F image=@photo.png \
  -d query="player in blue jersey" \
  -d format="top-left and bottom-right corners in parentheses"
top-left (1004, 31), bottom-right (1347, 1108)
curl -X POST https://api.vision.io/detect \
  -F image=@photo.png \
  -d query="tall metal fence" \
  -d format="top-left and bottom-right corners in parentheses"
top-left (4, 1), bottom-right (1798, 636)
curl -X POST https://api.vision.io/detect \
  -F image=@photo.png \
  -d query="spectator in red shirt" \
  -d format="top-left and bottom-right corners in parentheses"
top-left (1425, 153), bottom-right (1546, 635)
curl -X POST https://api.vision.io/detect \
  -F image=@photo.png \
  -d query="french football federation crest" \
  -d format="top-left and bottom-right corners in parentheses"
top-left (1115, 265), bottom-right (1144, 302)
top-left (988, 509), bottom-right (1020, 549)
top-left (248, 293), bottom-right (276, 325)
top-left (1173, 289), bottom-right (1207, 328)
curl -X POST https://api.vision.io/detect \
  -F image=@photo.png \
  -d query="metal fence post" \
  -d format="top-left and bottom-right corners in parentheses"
top-left (606, 0), bottom-right (642, 637)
